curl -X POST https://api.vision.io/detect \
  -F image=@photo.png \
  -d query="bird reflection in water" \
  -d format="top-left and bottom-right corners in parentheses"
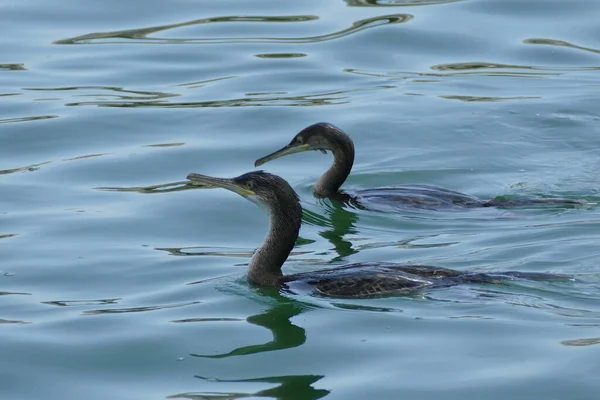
top-left (303, 202), bottom-right (359, 262)
top-left (170, 292), bottom-right (328, 400)
top-left (191, 290), bottom-right (307, 359)
top-left (167, 374), bottom-right (328, 400)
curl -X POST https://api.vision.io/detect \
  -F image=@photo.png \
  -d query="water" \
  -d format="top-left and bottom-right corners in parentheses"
top-left (2, 0), bottom-right (600, 398)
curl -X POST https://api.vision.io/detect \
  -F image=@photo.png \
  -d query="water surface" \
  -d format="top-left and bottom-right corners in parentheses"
top-left (2, 0), bottom-right (600, 399)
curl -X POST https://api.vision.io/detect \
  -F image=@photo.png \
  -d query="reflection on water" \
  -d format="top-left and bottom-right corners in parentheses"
top-left (0, 162), bottom-right (50, 175)
top-left (43, 298), bottom-right (120, 307)
top-left (318, 203), bottom-right (359, 261)
top-left (345, 0), bottom-right (463, 6)
top-left (561, 337), bottom-right (600, 347)
top-left (0, 115), bottom-right (57, 124)
top-left (45, 85), bottom-right (394, 108)
top-left (0, 291), bottom-right (30, 296)
top-left (26, 86), bottom-right (179, 102)
top-left (348, 61), bottom-right (600, 82)
top-left (95, 180), bottom-right (198, 194)
top-left (168, 374), bottom-right (328, 400)
top-left (178, 294), bottom-right (327, 399)
top-left (3, 0), bottom-right (600, 398)
top-left (0, 63), bottom-right (26, 71)
top-left (143, 142), bottom-right (185, 148)
top-left (0, 318), bottom-right (31, 324)
top-left (191, 297), bottom-right (307, 358)
top-left (83, 301), bottom-right (200, 315)
top-left (55, 14), bottom-right (412, 45)
top-left (303, 204), bottom-right (359, 261)
top-left (254, 53), bottom-right (307, 59)
top-left (440, 95), bottom-right (540, 102)
top-left (524, 38), bottom-right (600, 55)
top-left (62, 153), bottom-right (107, 161)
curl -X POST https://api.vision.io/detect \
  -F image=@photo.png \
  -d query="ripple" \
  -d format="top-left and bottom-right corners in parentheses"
top-left (0, 318), bottom-right (31, 324)
top-left (503, 293), bottom-right (600, 319)
top-left (83, 301), bottom-right (200, 315)
top-left (254, 52), bottom-right (307, 58)
top-left (142, 142), bottom-right (185, 148)
top-left (348, 62), bottom-right (600, 81)
top-left (156, 246), bottom-right (254, 258)
top-left (561, 337), bottom-right (600, 347)
top-left (62, 153), bottom-right (107, 162)
top-left (355, 235), bottom-right (459, 250)
top-left (156, 245), bottom-right (311, 259)
top-left (171, 317), bottom-right (242, 323)
top-left (330, 303), bottom-right (403, 312)
top-left (524, 38), bottom-right (600, 55)
top-left (0, 234), bottom-right (18, 240)
top-left (431, 61), bottom-right (561, 77)
top-left (42, 298), bottom-right (120, 307)
top-left (0, 115), bottom-right (57, 124)
top-left (345, 0), bottom-right (463, 5)
top-left (25, 86), bottom-right (178, 102)
top-left (440, 95), bottom-right (540, 102)
top-left (168, 374), bottom-right (328, 400)
top-left (64, 85), bottom-right (394, 108)
top-left (0, 63), bottom-right (26, 71)
top-left (176, 76), bottom-right (236, 89)
top-left (0, 291), bottom-right (30, 296)
top-left (54, 14), bottom-right (412, 45)
top-left (0, 161), bottom-right (50, 175)
top-left (95, 180), bottom-right (198, 194)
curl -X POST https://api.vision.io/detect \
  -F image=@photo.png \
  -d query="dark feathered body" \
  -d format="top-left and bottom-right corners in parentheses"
top-left (255, 122), bottom-right (585, 211)
top-left (187, 171), bottom-right (568, 299)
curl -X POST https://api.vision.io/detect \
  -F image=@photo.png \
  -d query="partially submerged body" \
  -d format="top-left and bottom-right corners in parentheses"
top-left (187, 171), bottom-right (568, 299)
top-left (255, 122), bottom-right (584, 211)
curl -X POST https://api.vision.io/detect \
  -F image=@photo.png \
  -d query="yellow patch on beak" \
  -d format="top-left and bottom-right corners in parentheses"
top-left (232, 187), bottom-right (255, 196)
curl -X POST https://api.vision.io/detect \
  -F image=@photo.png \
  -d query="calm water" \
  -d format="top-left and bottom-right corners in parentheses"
top-left (2, 0), bottom-right (600, 399)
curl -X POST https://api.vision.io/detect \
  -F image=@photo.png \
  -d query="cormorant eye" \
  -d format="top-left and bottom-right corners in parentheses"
top-left (246, 181), bottom-right (254, 190)
top-left (296, 136), bottom-right (304, 144)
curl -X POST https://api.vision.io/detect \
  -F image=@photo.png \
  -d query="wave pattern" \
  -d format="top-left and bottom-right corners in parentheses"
top-left (55, 14), bottom-right (412, 45)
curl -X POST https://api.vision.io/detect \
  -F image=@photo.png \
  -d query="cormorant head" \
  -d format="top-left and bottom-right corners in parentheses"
top-left (187, 170), bottom-right (299, 212)
top-left (254, 122), bottom-right (351, 167)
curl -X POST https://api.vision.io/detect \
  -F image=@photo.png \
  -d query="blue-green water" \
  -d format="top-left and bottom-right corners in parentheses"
top-left (2, 0), bottom-right (600, 398)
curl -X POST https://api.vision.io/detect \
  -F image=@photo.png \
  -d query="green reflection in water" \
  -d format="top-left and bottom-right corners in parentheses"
top-left (168, 374), bottom-right (328, 400)
top-left (55, 14), bottom-right (412, 45)
top-left (178, 292), bottom-right (327, 399)
top-left (303, 202), bottom-right (359, 262)
top-left (190, 294), bottom-right (307, 359)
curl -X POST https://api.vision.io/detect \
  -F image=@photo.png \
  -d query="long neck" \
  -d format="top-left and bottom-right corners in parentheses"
top-left (248, 202), bottom-right (302, 287)
top-left (314, 140), bottom-right (355, 197)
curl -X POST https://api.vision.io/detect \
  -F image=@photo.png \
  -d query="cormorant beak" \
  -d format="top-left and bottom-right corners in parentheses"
top-left (254, 143), bottom-right (311, 167)
top-left (187, 173), bottom-right (255, 196)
